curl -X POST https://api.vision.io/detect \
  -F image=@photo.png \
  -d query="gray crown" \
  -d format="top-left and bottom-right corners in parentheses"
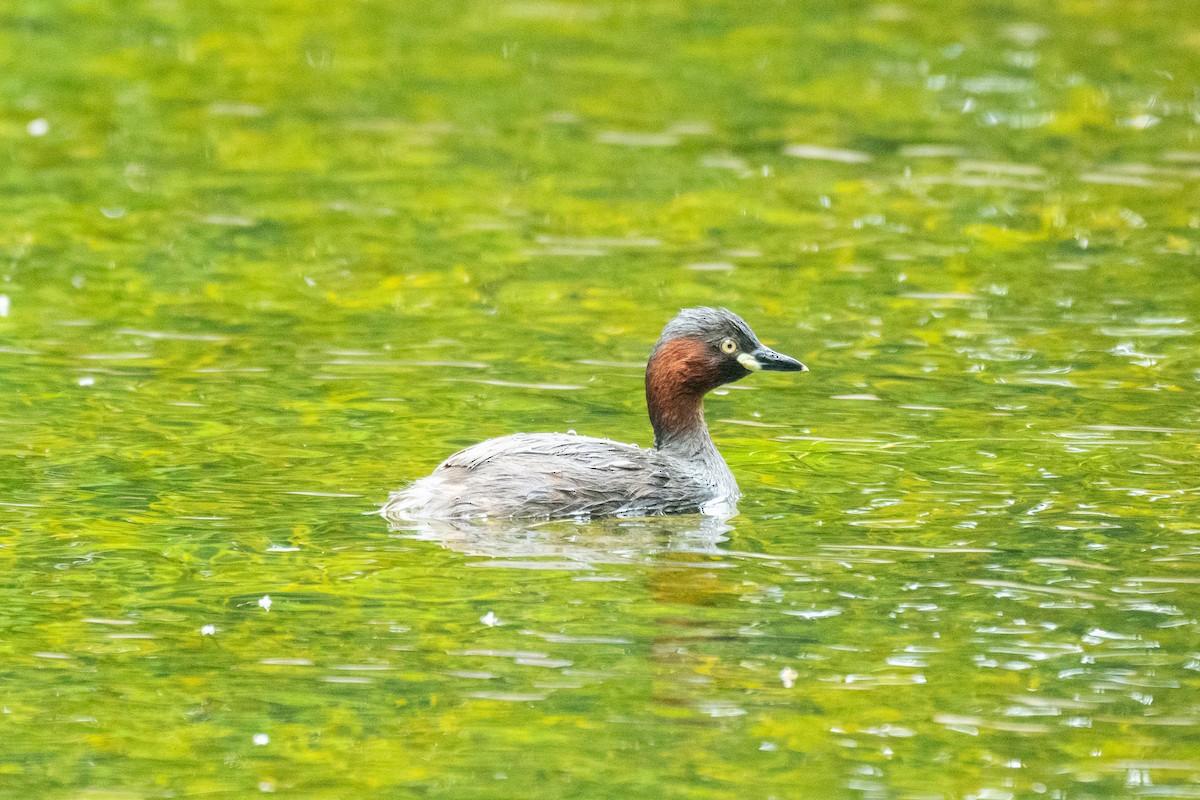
top-left (655, 306), bottom-right (760, 350)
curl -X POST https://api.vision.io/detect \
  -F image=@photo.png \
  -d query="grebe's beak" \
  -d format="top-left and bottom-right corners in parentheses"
top-left (739, 346), bottom-right (807, 373)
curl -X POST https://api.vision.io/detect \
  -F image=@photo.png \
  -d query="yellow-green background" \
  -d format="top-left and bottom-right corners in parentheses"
top-left (1, 0), bottom-right (1198, 797)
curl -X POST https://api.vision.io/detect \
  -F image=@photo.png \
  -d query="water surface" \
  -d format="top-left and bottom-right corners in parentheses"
top-left (1, 0), bottom-right (1198, 797)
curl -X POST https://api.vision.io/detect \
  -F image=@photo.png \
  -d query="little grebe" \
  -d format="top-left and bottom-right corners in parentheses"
top-left (382, 307), bottom-right (806, 520)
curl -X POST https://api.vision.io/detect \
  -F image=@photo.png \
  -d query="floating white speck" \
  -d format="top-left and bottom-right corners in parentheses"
top-left (258, 595), bottom-right (272, 611)
top-left (784, 607), bottom-right (844, 620)
top-left (27, 118), bottom-right (49, 137)
top-left (78, 376), bottom-right (95, 387)
top-left (699, 702), bottom-right (747, 718)
top-left (480, 611), bottom-right (502, 627)
top-left (595, 130), bottom-right (679, 148)
top-left (784, 144), bottom-right (872, 163)
top-left (303, 276), bottom-right (316, 287)
top-left (899, 144), bottom-right (965, 158)
top-left (258, 780), bottom-right (276, 793)
top-left (1121, 115), bottom-right (1160, 130)
top-left (759, 741), bottom-right (778, 751)
top-left (199, 214), bottom-right (256, 227)
top-left (0, 295), bottom-right (8, 317)
top-left (252, 733), bottom-right (270, 746)
top-left (779, 667), bottom-right (799, 688)
top-left (201, 624), bottom-right (216, 636)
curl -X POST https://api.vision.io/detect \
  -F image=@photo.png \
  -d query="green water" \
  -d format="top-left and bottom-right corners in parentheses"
top-left (2, 0), bottom-right (1199, 797)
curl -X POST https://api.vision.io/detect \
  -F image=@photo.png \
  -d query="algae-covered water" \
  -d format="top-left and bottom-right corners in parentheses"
top-left (2, 0), bottom-right (1199, 797)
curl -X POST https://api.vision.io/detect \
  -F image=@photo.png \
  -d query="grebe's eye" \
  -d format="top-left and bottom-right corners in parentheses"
top-left (720, 338), bottom-right (738, 354)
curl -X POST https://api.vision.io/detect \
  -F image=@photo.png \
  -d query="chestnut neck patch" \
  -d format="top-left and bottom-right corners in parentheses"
top-left (645, 337), bottom-right (725, 447)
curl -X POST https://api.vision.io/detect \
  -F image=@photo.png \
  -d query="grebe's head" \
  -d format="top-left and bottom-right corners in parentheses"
top-left (650, 307), bottom-right (806, 392)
